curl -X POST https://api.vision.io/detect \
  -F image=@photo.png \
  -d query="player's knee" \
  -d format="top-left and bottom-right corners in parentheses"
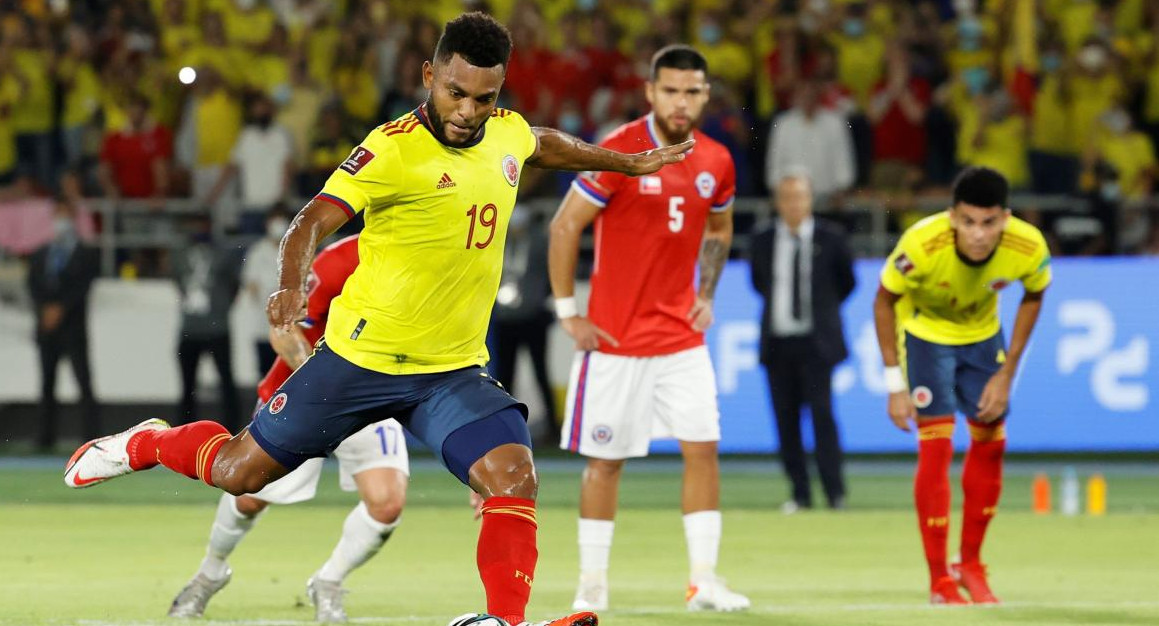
top-left (471, 444), bottom-right (538, 500)
top-left (364, 496), bottom-right (405, 525)
top-left (584, 458), bottom-right (625, 482)
top-left (211, 460), bottom-right (273, 497)
top-left (234, 494), bottom-right (268, 517)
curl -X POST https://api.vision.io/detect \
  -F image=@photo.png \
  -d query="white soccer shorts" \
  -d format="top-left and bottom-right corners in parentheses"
top-left (251, 418), bottom-right (409, 504)
top-left (559, 345), bottom-right (721, 460)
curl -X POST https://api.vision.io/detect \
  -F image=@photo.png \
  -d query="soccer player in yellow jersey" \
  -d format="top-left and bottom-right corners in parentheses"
top-left (64, 13), bottom-right (693, 626)
top-left (873, 167), bottom-right (1051, 606)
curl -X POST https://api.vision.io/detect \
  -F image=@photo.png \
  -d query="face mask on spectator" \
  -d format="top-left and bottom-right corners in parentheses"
top-left (1040, 52), bottom-right (1062, 73)
top-left (267, 217), bottom-right (290, 241)
top-left (559, 111), bottom-right (584, 135)
top-left (962, 66), bottom-right (990, 95)
top-left (1103, 109), bottom-right (1130, 134)
top-left (1077, 45), bottom-right (1107, 71)
top-left (576, 0), bottom-right (597, 11)
top-left (958, 18), bottom-right (983, 51)
top-left (843, 19), bottom-right (865, 38)
top-left (699, 23), bottom-right (722, 45)
top-left (235, 0), bottom-right (255, 10)
top-left (53, 217), bottom-right (75, 240)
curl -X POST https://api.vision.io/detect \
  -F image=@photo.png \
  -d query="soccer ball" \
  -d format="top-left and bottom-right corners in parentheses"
top-left (447, 613), bottom-right (508, 626)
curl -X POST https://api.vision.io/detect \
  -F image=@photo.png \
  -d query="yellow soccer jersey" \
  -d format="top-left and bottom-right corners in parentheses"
top-left (315, 107), bottom-right (538, 374)
top-left (880, 211), bottom-right (1051, 345)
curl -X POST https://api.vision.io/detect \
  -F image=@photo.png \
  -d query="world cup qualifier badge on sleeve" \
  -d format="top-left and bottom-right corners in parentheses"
top-left (340, 146), bottom-right (375, 175)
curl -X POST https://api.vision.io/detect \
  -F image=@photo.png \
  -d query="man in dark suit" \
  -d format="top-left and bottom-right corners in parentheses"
top-left (27, 197), bottom-right (101, 450)
top-left (748, 170), bottom-right (856, 511)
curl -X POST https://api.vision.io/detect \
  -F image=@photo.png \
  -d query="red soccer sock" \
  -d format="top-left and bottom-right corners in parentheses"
top-left (960, 420), bottom-right (1006, 565)
top-left (128, 421), bottom-right (231, 486)
top-left (477, 496), bottom-right (538, 625)
top-left (914, 416), bottom-right (955, 585)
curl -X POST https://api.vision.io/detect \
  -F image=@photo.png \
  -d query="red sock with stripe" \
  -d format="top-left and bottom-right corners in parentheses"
top-left (960, 419), bottom-right (1006, 564)
top-left (914, 416), bottom-right (954, 584)
top-left (477, 496), bottom-right (538, 625)
top-left (127, 421), bottom-right (231, 486)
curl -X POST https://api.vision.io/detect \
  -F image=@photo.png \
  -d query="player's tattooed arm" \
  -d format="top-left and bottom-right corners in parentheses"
top-left (527, 127), bottom-right (694, 175)
top-left (697, 209), bottom-right (734, 300)
top-left (268, 199), bottom-right (349, 330)
top-left (687, 209), bottom-right (733, 332)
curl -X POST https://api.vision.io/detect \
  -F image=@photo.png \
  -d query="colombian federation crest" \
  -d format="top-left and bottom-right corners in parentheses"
top-left (695, 171), bottom-right (716, 199)
top-left (912, 386), bottom-right (933, 409)
top-left (502, 155), bottom-right (519, 187)
top-left (269, 392), bottom-right (288, 415)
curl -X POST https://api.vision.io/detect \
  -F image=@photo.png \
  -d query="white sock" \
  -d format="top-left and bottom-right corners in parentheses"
top-left (577, 518), bottom-right (615, 578)
top-left (316, 502), bottom-right (398, 583)
top-left (683, 510), bottom-right (721, 584)
top-left (198, 494), bottom-right (257, 580)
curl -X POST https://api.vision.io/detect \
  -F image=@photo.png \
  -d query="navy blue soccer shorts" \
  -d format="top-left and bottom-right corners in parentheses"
top-left (904, 331), bottom-right (1007, 420)
top-left (249, 341), bottom-right (527, 481)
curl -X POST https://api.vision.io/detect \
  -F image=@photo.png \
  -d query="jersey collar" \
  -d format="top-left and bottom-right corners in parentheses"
top-left (415, 103), bottom-right (487, 149)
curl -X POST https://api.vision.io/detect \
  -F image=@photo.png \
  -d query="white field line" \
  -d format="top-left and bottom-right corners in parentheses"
top-left (57, 600), bottom-right (1159, 626)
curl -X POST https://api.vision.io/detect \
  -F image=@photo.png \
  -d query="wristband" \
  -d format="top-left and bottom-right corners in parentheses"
top-left (883, 366), bottom-right (907, 394)
top-left (554, 297), bottom-right (578, 319)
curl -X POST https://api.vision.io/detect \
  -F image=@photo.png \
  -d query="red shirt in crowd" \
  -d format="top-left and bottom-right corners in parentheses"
top-left (99, 124), bottom-right (173, 198)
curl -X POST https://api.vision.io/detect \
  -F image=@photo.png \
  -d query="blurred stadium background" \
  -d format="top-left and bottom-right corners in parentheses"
top-left (1, 0), bottom-right (1157, 625)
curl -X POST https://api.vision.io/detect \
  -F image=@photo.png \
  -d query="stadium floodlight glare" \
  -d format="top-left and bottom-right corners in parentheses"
top-left (178, 66), bottom-right (197, 85)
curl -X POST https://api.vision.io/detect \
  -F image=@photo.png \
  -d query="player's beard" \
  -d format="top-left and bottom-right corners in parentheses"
top-left (653, 112), bottom-right (696, 144)
top-left (424, 100), bottom-right (481, 147)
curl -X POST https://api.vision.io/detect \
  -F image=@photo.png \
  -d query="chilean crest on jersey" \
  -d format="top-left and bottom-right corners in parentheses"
top-left (695, 171), bottom-right (716, 199)
top-left (639, 175), bottom-right (662, 195)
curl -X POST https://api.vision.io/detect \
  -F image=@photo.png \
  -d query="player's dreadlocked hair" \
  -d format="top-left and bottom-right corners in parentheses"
top-left (650, 44), bottom-right (708, 79)
top-left (952, 166), bottom-right (1009, 209)
top-left (433, 12), bottom-right (513, 68)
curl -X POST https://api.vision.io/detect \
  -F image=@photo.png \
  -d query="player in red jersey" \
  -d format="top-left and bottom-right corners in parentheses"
top-left (548, 45), bottom-right (749, 612)
top-left (168, 235), bottom-right (411, 622)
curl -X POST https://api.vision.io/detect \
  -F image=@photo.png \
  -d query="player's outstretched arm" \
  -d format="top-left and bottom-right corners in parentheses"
top-left (977, 288), bottom-right (1045, 421)
top-left (267, 199), bottom-right (350, 331)
top-left (548, 188), bottom-right (619, 351)
top-left (873, 285), bottom-right (916, 431)
top-left (527, 127), bottom-right (693, 175)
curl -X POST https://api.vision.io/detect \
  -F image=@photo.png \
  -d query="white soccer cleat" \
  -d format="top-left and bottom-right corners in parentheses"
top-left (571, 572), bottom-right (608, 611)
top-left (307, 574), bottom-right (349, 623)
top-left (168, 570), bottom-right (231, 617)
top-left (686, 576), bottom-right (750, 612)
top-left (63, 418), bottom-right (170, 488)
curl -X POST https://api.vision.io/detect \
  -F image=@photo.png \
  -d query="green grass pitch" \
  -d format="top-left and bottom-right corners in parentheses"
top-left (2, 457), bottom-right (1157, 626)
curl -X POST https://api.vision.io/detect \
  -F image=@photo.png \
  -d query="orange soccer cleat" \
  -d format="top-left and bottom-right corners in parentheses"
top-left (929, 575), bottom-right (969, 605)
top-left (951, 561), bottom-right (1001, 604)
top-left (518, 611), bottom-right (598, 626)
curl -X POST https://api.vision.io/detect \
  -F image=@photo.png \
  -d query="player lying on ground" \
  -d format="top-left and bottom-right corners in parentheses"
top-left (873, 166), bottom-right (1050, 605)
top-left (64, 12), bottom-right (692, 626)
top-left (168, 235), bottom-right (411, 623)
top-left (549, 44), bottom-right (748, 613)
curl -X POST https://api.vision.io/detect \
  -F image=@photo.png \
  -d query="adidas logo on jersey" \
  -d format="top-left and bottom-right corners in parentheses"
top-left (437, 173), bottom-right (456, 189)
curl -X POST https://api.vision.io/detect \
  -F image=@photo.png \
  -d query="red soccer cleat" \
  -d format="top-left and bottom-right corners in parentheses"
top-left (929, 575), bottom-right (969, 605)
top-left (952, 561), bottom-right (1001, 604)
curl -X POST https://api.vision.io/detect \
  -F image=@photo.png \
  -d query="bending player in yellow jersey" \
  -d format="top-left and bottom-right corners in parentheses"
top-left (64, 13), bottom-right (693, 626)
top-left (873, 167), bottom-right (1051, 605)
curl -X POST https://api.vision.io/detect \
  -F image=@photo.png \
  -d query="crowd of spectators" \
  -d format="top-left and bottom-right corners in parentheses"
top-left (4, 0), bottom-right (1159, 267)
